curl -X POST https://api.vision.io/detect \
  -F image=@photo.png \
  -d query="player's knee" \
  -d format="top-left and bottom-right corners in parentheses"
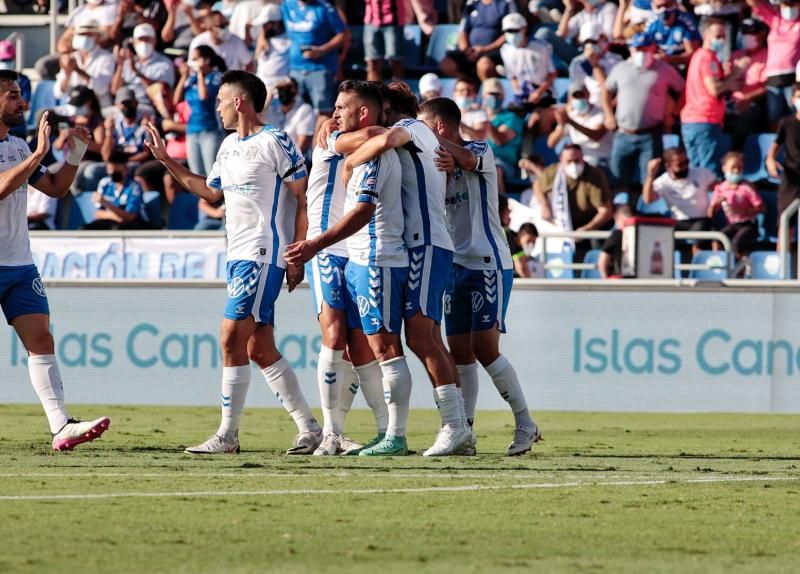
top-left (321, 324), bottom-right (346, 350)
top-left (473, 343), bottom-right (500, 368)
top-left (28, 332), bottom-right (55, 355)
top-left (405, 331), bottom-right (433, 358)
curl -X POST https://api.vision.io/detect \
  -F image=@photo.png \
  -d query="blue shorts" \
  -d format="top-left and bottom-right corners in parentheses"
top-left (224, 260), bottom-right (285, 325)
top-left (289, 69), bottom-right (336, 114)
top-left (444, 264), bottom-right (513, 336)
top-left (0, 265), bottom-right (50, 324)
top-left (404, 245), bottom-right (453, 324)
top-left (306, 253), bottom-right (358, 325)
top-left (345, 261), bottom-right (408, 335)
top-left (363, 24), bottom-right (402, 61)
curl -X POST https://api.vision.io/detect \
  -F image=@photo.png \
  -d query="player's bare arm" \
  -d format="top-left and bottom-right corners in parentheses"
top-left (285, 202), bottom-right (375, 266)
top-left (342, 127), bottom-right (410, 186)
top-left (35, 125), bottom-right (92, 198)
top-left (0, 113), bottom-right (51, 201)
top-left (285, 176), bottom-right (309, 292)
top-left (436, 138), bottom-right (478, 173)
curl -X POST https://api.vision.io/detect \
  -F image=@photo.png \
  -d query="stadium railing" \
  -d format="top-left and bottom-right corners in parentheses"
top-left (778, 198), bottom-right (800, 280)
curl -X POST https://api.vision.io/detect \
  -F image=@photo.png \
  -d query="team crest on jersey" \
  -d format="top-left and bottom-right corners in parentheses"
top-left (471, 291), bottom-right (484, 312)
top-left (443, 294), bottom-right (451, 315)
top-left (32, 278), bottom-right (46, 298)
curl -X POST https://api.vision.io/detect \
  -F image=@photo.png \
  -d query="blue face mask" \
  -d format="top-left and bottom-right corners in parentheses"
top-left (455, 97), bottom-right (474, 110)
top-left (724, 172), bottom-right (743, 184)
top-left (484, 94), bottom-right (501, 111)
top-left (571, 98), bottom-right (589, 114)
top-left (709, 38), bottom-right (725, 54)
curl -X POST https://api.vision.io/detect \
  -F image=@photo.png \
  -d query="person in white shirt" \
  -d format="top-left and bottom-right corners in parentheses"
top-left (0, 71), bottom-right (110, 450)
top-left (498, 12), bottom-right (557, 111)
top-left (27, 186), bottom-right (58, 230)
top-left (568, 21), bottom-right (622, 107)
top-left (264, 79), bottom-right (317, 159)
top-left (145, 70), bottom-right (323, 455)
top-left (547, 81), bottom-right (612, 168)
top-left (535, 0), bottom-right (617, 66)
top-left (419, 96), bottom-right (542, 457)
top-left (252, 3), bottom-right (291, 88)
top-left (54, 21), bottom-right (116, 108)
top-left (57, 0), bottom-right (120, 54)
top-left (190, 11), bottom-right (255, 73)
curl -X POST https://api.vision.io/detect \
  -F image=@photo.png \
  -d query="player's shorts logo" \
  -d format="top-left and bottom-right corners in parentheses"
top-left (471, 291), bottom-right (484, 313)
top-left (32, 278), bottom-right (47, 298)
top-left (228, 277), bottom-right (245, 297)
top-left (357, 295), bottom-right (370, 317)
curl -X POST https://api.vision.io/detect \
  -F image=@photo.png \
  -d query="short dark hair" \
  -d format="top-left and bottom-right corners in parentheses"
top-left (383, 81), bottom-right (419, 118)
top-left (663, 146), bottom-right (687, 163)
top-left (518, 222), bottom-right (539, 237)
top-left (455, 77), bottom-right (480, 92)
top-left (339, 80), bottom-right (384, 116)
top-left (419, 97), bottom-right (462, 130)
top-left (107, 150), bottom-right (129, 165)
top-left (193, 44), bottom-right (228, 73)
top-left (0, 69), bottom-right (19, 86)
top-left (562, 143), bottom-right (583, 155)
top-left (221, 70), bottom-right (267, 113)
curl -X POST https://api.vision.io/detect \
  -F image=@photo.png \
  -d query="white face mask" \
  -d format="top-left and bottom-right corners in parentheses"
top-left (781, 5), bottom-right (800, 20)
top-left (134, 41), bottom-right (154, 59)
top-left (0, 60), bottom-right (14, 70)
top-left (72, 34), bottom-right (95, 52)
top-left (522, 242), bottom-right (535, 256)
top-left (86, 0), bottom-right (102, 5)
top-left (564, 161), bottom-right (585, 179)
top-left (187, 58), bottom-right (201, 71)
top-left (741, 34), bottom-right (760, 51)
top-left (794, 98), bottom-right (800, 111)
top-left (504, 32), bottom-right (524, 46)
top-left (632, 51), bottom-right (653, 69)
top-left (216, 29), bottom-right (229, 42)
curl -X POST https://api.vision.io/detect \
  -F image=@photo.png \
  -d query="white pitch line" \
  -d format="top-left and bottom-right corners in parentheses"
top-left (0, 472), bottom-right (534, 479)
top-left (0, 476), bottom-right (797, 501)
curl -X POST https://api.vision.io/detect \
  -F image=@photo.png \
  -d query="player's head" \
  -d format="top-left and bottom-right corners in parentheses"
top-left (381, 81), bottom-right (419, 125)
top-left (105, 150), bottom-right (129, 182)
top-left (418, 97), bottom-right (461, 143)
top-left (0, 69), bottom-right (25, 129)
top-left (334, 80), bottom-right (384, 131)
top-left (217, 70), bottom-right (267, 129)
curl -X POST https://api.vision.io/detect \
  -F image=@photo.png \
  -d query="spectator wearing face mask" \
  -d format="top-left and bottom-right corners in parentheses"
top-left (190, 11), bottom-right (254, 72)
top-left (745, 0), bottom-right (800, 126)
top-left (568, 22), bottom-right (621, 108)
top-left (264, 78), bottom-right (317, 159)
top-left (84, 151), bottom-right (146, 230)
top-left (513, 222), bottom-right (545, 277)
top-left (483, 77), bottom-right (524, 194)
top-left (535, 0), bottom-right (617, 68)
top-left (680, 20), bottom-right (750, 176)
top-left (644, 0), bottom-right (701, 68)
top-left (453, 77), bottom-right (489, 140)
top-left (727, 18), bottom-right (768, 150)
top-left (112, 23), bottom-right (177, 116)
top-left (173, 45), bottom-right (227, 177)
top-left (252, 3), bottom-right (291, 88)
top-left (548, 82), bottom-right (612, 170)
top-left (603, 33), bottom-right (685, 196)
top-left (101, 87), bottom-right (152, 165)
top-left (419, 73), bottom-right (442, 101)
top-left (54, 22), bottom-right (115, 108)
top-left (57, 0), bottom-right (120, 55)
top-left (63, 86), bottom-right (110, 195)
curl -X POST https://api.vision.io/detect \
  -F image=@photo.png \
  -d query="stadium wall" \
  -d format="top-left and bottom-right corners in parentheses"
top-left (2, 280), bottom-right (800, 413)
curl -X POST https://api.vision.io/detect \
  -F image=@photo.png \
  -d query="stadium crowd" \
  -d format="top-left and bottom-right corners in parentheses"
top-left (3, 0), bottom-right (793, 277)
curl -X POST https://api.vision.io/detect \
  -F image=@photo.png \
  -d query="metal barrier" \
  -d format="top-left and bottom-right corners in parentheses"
top-left (778, 198), bottom-right (800, 280)
top-left (5, 32), bottom-right (24, 72)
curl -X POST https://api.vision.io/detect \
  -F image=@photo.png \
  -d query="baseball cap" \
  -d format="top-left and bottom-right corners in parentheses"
top-left (501, 12), bottom-right (527, 32)
top-left (0, 40), bottom-right (15, 61)
top-left (68, 85), bottom-right (94, 106)
top-left (133, 23), bottom-right (156, 39)
top-left (740, 18), bottom-right (768, 34)
top-left (252, 3), bottom-right (282, 26)
top-left (629, 32), bottom-right (655, 49)
top-left (569, 81), bottom-right (587, 96)
top-left (419, 73), bottom-right (442, 96)
top-left (482, 77), bottom-right (504, 95)
top-left (115, 86), bottom-right (136, 104)
top-left (76, 20), bottom-right (100, 35)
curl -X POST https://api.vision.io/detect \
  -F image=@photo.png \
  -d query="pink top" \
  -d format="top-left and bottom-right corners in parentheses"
top-left (752, 3), bottom-right (800, 77)
top-left (364, 0), bottom-right (405, 26)
top-left (710, 181), bottom-right (763, 224)
top-left (681, 47), bottom-right (725, 125)
top-left (731, 48), bottom-right (767, 102)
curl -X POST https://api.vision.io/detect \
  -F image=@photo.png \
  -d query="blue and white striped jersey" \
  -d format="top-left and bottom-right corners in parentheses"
top-left (206, 125), bottom-right (307, 267)
top-left (306, 136), bottom-right (348, 258)
top-left (344, 149), bottom-right (408, 268)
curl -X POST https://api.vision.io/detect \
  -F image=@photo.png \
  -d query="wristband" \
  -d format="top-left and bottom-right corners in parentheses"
top-left (66, 136), bottom-right (88, 166)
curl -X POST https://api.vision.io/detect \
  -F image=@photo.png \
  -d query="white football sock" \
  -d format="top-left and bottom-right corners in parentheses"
top-left (457, 387), bottom-right (469, 427)
top-left (434, 384), bottom-right (462, 428)
top-left (262, 357), bottom-right (320, 433)
top-left (485, 355), bottom-right (533, 427)
top-left (217, 365), bottom-right (251, 439)
top-left (336, 361), bottom-right (359, 434)
top-left (380, 356), bottom-right (412, 438)
top-left (355, 360), bottom-right (388, 434)
top-left (317, 346), bottom-right (343, 434)
top-left (28, 354), bottom-right (69, 434)
top-left (457, 362), bottom-right (479, 425)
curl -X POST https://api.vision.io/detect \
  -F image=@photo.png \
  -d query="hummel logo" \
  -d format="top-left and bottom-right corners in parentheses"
top-left (235, 304), bottom-right (246, 314)
top-left (324, 371), bottom-right (336, 384)
top-left (482, 314), bottom-right (491, 323)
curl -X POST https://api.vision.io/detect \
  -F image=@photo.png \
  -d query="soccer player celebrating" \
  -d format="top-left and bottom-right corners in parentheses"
top-left (419, 97), bottom-right (541, 456)
top-left (0, 70), bottom-right (110, 450)
top-left (145, 71), bottom-right (323, 455)
top-left (340, 82), bottom-right (470, 457)
top-left (303, 80), bottom-right (392, 455)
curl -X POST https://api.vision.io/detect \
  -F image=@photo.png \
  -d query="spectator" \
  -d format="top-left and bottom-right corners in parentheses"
top-left (404, 0), bottom-right (438, 36)
top-left (101, 87), bottom-right (152, 164)
top-left (536, 0), bottom-right (617, 67)
top-left (644, 0), bottom-right (701, 67)
top-left (498, 193), bottom-right (521, 255)
top-left (195, 199), bottom-right (226, 230)
top-left (419, 73), bottom-right (443, 101)
top-left (264, 78), bottom-right (317, 159)
top-left (598, 203), bottom-right (633, 278)
top-left (54, 22), bottom-right (115, 108)
top-left (727, 18), bottom-right (768, 150)
top-left (745, 0), bottom-right (800, 126)
top-left (173, 45), bottom-right (227, 177)
top-left (548, 81), bottom-right (612, 169)
top-left (767, 84), bottom-right (800, 226)
top-left (513, 222), bottom-right (545, 277)
top-left (680, 19), bottom-right (749, 175)
top-left (642, 147), bottom-right (715, 256)
top-left (190, 11), bottom-right (254, 72)
top-left (27, 186), bottom-right (58, 231)
top-left (253, 3), bottom-right (291, 88)
top-left (440, 0), bottom-right (517, 81)
top-left (57, 0), bottom-right (120, 54)
top-left (534, 143), bottom-right (613, 261)
top-left (690, 0), bottom-right (744, 60)
top-left (453, 77), bottom-right (489, 140)
top-left (67, 86), bottom-right (109, 195)
top-left (498, 12), bottom-right (557, 111)
top-left (112, 23), bottom-right (177, 116)
top-left (283, 0), bottom-right (347, 121)
top-left (708, 151), bottom-right (765, 257)
top-left (163, 0), bottom-right (215, 50)
top-left (613, 0), bottom-right (656, 40)
top-left (0, 41), bottom-right (32, 139)
top-left (229, 0), bottom-right (267, 44)
top-left (568, 22), bottom-right (622, 108)
top-left (84, 151), bottom-right (146, 230)
top-left (364, 0), bottom-right (405, 81)
top-left (483, 77), bottom-right (524, 194)
top-left (603, 33), bottom-right (685, 195)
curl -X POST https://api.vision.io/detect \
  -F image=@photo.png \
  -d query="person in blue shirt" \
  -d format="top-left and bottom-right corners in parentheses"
top-left (482, 77), bottom-right (524, 195)
top-left (83, 151), bottom-right (145, 229)
top-left (101, 87), bottom-right (151, 165)
top-left (173, 45), bottom-right (227, 177)
top-left (645, 0), bottom-right (701, 67)
top-left (282, 0), bottom-right (347, 121)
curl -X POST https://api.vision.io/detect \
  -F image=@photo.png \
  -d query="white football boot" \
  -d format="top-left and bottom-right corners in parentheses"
top-left (422, 424), bottom-right (471, 457)
top-left (184, 433), bottom-right (240, 454)
top-left (286, 428), bottom-right (323, 455)
top-left (313, 432), bottom-right (341, 456)
top-left (51, 417), bottom-right (111, 451)
top-left (507, 423), bottom-right (541, 456)
top-left (337, 435), bottom-right (363, 455)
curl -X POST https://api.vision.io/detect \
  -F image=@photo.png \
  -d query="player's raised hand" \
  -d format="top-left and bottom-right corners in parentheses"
top-left (435, 146), bottom-right (455, 173)
top-left (34, 112), bottom-right (52, 159)
top-left (316, 118), bottom-right (338, 150)
top-left (285, 262), bottom-right (305, 292)
top-left (144, 121), bottom-right (169, 162)
top-left (64, 125), bottom-right (91, 166)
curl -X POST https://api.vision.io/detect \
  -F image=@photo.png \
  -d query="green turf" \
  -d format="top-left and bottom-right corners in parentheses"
top-left (0, 405), bottom-right (798, 574)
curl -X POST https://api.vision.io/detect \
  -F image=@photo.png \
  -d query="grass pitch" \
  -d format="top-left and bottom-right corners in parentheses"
top-left (0, 405), bottom-right (798, 574)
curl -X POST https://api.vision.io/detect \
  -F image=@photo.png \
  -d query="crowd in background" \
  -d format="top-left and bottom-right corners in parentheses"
top-left (3, 0), bottom-right (794, 276)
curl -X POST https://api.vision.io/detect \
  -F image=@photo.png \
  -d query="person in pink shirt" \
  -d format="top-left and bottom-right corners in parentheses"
top-left (745, 0), bottom-right (800, 126)
top-left (708, 151), bottom-right (765, 257)
top-left (725, 18), bottom-right (769, 150)
top-left (364, 0), bottom-right (405, 81)
top-left (680, 19), bottom-right (748, 175)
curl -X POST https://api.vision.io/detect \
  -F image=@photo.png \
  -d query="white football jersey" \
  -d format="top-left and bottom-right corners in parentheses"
top-left (305, 136), bottom-right (348, 258)
top-left (445, 141), bottom-right (513, 271)
top-left (392, 118), bottom-right (454, 252)
top-left (0, 135), bottom-right (47, 267)
top-left (207, 125), bottom-right (307, 267)
top-left (344, 149), bottom-right (408, 268)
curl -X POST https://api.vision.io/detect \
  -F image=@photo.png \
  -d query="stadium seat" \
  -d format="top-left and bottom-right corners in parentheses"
top-left (168, 193), bottom-right (199, 230)
top-left (580, 249), bottom-right (602, 278)
top-left (743, 133), bottom-right (779, 184)
top-left (553, 77), bottom-right (570, 103)
top-left (141, 191), bottom-right (162, 229)
top-left (613, 192), bottom-right (628, 205)
top-left (26, 80), bottom-right (56, 132)
top-left (545, 250), bottom-right (574, 279)
top-left (66, 192), bottom-right (98, 229)
top-left (747, 251), bottom-right (781, 279)
top-left (662, 133), bottom-right (680, 150)
top-left (402, 25), bottom-right (424, 70)
top-left (688, 250), bottom-right (730, 280)
top-left (636, 194), bottom-right (671, 217)
top-left (757, 189), bottom-right (779, 243)
top-left (426, 24), bottom-right (460, 69)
